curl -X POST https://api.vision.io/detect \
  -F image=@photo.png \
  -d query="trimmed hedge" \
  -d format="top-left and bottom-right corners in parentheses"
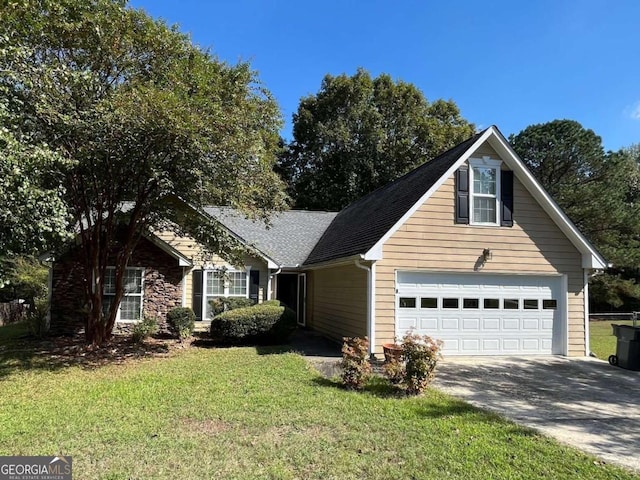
top-left (260, 299), bottom-right (282, 307)
top-left (167, 307), bottom-right (196, 339)
top-left (210, 303), bottom-right (296, 345)
top-left (209, 296), bottom-right (255, 317)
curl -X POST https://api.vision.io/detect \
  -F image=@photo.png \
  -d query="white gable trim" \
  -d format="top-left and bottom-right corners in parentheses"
top-left (364, 128), bottom-right (495, 260)
top-left (363, 126), bottom-right (607, 270)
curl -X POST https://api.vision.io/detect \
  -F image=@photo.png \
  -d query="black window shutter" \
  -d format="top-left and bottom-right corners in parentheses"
top-left (192, 269), bottom-right (203, 321)
top-left (501, 170), bottom-right (514, 227)
top-left (455, 165), bottom-right (469, 224)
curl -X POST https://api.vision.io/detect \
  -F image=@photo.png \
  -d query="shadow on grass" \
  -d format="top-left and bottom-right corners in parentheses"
top-left (311, 375), bottom-right (406, 399)
top-left (190, 335), bottom-right (298, 356)
top-left (0, 322), bottom-right (172, 379)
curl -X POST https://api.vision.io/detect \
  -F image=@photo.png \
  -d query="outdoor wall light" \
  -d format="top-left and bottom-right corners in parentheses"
top-left (482, 248), bottom-right (493, 261)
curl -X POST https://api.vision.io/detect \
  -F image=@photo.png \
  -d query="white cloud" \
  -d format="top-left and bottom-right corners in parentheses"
top-left (627, 101), bottom-right (640, 120)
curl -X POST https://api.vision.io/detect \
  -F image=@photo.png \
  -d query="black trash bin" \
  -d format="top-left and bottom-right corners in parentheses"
top-left (609, 324), bottom-right (640, 371)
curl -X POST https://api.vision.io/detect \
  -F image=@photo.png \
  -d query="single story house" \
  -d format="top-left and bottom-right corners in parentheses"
top-left (49, 126), bottom-right (607, 357)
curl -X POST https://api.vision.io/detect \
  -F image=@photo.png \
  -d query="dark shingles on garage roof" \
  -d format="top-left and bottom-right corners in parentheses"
top-left (303, 131), bottom-right (485, 265)
top-left (204, 207), bottom-right (338, 268)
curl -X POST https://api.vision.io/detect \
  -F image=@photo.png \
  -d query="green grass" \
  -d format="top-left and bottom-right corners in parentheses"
top-left (590, 320), bottom-right (635, 360)
top-left (0, 326), bottom-right (637, 479)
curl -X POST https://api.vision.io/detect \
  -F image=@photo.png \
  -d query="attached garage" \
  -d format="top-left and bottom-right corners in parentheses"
top-left (395, 272), bottom-right (566, 356)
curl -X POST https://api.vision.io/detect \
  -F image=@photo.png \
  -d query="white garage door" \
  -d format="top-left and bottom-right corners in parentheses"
top-left (396, 272), bottom-right (565, 355)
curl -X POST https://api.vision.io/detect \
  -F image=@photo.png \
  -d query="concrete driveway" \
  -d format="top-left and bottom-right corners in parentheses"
top-left (433, 356), bottom-right (640, 473)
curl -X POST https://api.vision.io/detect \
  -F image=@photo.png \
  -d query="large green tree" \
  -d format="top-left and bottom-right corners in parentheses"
top-left (0, 120), bottom-right (72, 287)
top-left (1, 0), bottom-right (286, 345)
top-left (509, 120), bottom-right (640, 309)
top-left (279, 68), bottom-right (475, 210)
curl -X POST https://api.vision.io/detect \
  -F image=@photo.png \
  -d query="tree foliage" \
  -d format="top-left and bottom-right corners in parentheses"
top-left (279, 68), bottom-right (475, 211)
top-left (1, 0), bottom-right (286, 344)
top-left (510, 120), bottom-right (640, 309)
top-left (0, 112), bottom-right (72, 286)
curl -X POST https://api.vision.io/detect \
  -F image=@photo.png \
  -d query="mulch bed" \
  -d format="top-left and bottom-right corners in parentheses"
top-left (0, 333), bottom-right (198, 371)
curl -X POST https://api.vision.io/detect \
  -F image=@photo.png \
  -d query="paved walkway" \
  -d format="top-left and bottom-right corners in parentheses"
top-left (434, 356), bottom-right (640, 473)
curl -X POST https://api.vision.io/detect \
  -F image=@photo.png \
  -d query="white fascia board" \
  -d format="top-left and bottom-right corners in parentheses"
top-left (363, 128), bottom-right (495, 260)
top-left (486, 130), bottom-right (608, 270)
top-left (265, 258), bottom-right (279, 269)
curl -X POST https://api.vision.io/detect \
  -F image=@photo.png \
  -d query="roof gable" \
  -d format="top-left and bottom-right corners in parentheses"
top-left (304, 126), bottom-right (606, 270)
top-left (303, 131), bottom-right (485, 265)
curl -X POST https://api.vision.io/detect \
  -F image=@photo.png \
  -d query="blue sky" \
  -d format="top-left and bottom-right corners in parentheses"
top-left (129, 0), bottom-right (639, 151)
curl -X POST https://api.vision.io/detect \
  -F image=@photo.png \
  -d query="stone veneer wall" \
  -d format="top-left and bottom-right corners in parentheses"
top-left (50, 236), bottom-right (185, 336)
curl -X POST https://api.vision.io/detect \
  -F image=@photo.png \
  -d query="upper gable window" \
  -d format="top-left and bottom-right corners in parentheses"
top-left (455, 157), bottom-right (514, 227)
top-left (469, 158), bottom-right (502, 226)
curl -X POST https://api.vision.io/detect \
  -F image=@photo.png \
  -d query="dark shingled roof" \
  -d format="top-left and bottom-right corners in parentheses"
top-left (303, 131), bottom-right (485, 265)
top-left (204, 207), bottom-right (338, 268)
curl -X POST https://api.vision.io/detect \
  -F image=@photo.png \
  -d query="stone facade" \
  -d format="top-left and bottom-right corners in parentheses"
top-left (50, 236), bottom-right (185, 335)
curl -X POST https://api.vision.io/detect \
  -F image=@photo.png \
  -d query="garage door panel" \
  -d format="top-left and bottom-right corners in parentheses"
top-left (420, 318), bottom-right (438, 330)
top-left (522, 318), bottom-right (540, 330)
top-left (502, 318), bottom-right (520, 330)
top-left (522, 339), bottom-right (541, 351)
top-left (441, 318), bottom-right (460, 330)
top-left (502, 338), bottom-right (520, 351)
top-left (483, 339), bottom-right (500, 351)
top-left (482, 318), bottom-right (500, 330)
top-left (462, 318), bottom-right (480, 330)
top-left (399, 318), bottom-right (418, 330)
top-left (396, 272), bottom-right (564, 356)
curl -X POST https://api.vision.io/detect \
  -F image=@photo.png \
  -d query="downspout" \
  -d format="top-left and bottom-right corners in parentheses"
top-left (269, 267), bottom-right (282, 300)
top-left (355, 256), bottom-right (376, 358)
top-left (181, 267), bottom-right (188, 307)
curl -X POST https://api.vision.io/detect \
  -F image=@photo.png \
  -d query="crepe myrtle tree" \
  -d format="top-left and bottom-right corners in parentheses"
top-left (1, 0), bottom-right (287, 345)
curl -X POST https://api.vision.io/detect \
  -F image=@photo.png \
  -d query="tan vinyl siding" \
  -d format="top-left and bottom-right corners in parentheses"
top-left (154, 230), bottom-right (269, 313)
top-left (309, 264), bottom-right (367, 342)
top-left (375, 163), bottom-right (585, 357)
top-left (474, 143), bottom-right (500, 158)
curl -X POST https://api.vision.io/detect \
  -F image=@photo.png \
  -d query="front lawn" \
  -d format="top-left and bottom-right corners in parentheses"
top-left (590, 320), bottom-right (635, 360)
top-left (0, 326), bottom-right (636, 479)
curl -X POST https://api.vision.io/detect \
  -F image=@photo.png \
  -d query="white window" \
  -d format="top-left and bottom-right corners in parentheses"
top-left (469, 158), bottom-right (501, 225)
top-left (204, 269), bottom-right (249, 318)
top-left (103, 267), bottom-right (144, 322)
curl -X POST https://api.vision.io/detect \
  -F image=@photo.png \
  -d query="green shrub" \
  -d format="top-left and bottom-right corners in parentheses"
top-left (402, 332), bottom-right (443, 395)
top-left (26, 298), bottom-right (48, 338)
top-left (208, 296), bottom-right (255, 317)
top-left (166, 307), bottom-right (196, 340)
top-left (261, 300), bottom-right (281, 307)
top-left (382, 357), bottom-right (405, 385)
top-left (340, 337), bottom-right (371, 390)
top-left (210, 303), bottom-right (296, 345)
top-left (132, 316), bottom-right (158, 343)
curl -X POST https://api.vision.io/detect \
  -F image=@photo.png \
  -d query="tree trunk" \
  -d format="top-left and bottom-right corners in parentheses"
top-left (85, 287), bottom-right (111, 346)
